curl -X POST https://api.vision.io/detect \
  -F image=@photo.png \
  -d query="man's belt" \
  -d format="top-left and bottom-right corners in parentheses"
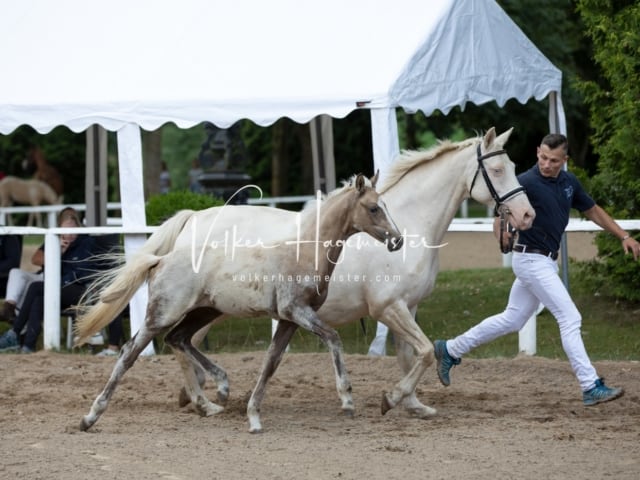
top-left (512, 244), bottom-right (558, 260)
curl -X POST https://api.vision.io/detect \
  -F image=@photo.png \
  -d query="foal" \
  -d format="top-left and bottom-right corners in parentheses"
top-left (76, 173), bottom-right (403, 432)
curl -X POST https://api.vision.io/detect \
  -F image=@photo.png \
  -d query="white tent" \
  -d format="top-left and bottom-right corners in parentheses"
top-left (0, 0), bottom-right (565, 350)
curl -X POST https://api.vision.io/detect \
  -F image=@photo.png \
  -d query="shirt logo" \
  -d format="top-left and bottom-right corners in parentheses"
top-left (564, 186), bottom-right (573, 199)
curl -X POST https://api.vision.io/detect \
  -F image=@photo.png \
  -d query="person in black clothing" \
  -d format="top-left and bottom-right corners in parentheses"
top-left (0, 213), bottom-right (99, 353)
top-left (0, 235), bottom-right (22, 301)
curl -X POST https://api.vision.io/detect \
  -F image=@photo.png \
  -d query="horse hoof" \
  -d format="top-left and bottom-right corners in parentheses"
top-left (343, 408), bottom-right (355, 418)
top-left (79, 417), bottom-right (92, 431)
top-left (381, 391), bottom-right (393, 415)
top-left (248, 417), bottom-right (263, 434)
top-left (178, 387), bottom-right (190, 408)
top-left (216, 388), bottom-right (229, 406)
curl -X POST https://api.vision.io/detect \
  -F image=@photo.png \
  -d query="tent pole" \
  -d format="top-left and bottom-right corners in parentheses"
top-left (85, 125), bottom-right (108, 226)
top-left (549, 91), bottom-right (570, 288)
top-left (117, 124), bottom-right (155, 355)
top-left (520, 90), bottom-right (570, 356)
top-left (367, 107), bottom-right (400, 355)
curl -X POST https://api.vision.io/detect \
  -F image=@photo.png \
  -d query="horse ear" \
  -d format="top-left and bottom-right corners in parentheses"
top-left (495, 127), bottom-right (514, 148)
top-left (355, 174), bottom-right (365, 193)
top-left (370, 170), bottom-right (379, 188)
top-left (482, 127), bottom-right (497, 150)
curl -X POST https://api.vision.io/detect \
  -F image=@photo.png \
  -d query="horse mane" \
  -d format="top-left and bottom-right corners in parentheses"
top-left (299, 174), bottom-right (364, 214)
top-left (378, 136), bottom-right (479, 194)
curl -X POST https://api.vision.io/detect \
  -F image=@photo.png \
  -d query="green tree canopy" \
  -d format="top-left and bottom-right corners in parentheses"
top-left (575, 0), bottom-right (640, 302)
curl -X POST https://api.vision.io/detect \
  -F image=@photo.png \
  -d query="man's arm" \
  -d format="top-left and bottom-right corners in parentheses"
top-left (583, 204), bottom-right (640, 260)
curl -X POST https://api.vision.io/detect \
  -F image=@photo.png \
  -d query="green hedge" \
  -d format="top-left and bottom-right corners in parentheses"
top-left (145, 190), bottom-right (225, 226)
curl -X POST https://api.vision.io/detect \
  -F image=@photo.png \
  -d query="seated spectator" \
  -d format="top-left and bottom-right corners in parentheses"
top-left (90, 235), bottom-right (127, 357)
top-left (0, 207), bottom-right (80, 324)
top-left (0, 209), bottom-right (95, 353)
top-left (96, 312), bottom-right (125, 356)
top-left (0, 235), bottom-right (22, 301)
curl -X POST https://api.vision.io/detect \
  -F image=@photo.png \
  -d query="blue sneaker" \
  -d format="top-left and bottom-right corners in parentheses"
top-left (0, 329), bottom-right (19, 352)
top-left (583, 378), bottom-right (624, 406)
top-left (434, 339), bottom-right (460, 386)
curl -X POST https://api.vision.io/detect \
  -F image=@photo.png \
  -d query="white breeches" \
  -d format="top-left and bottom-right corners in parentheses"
top-left (5, 268), bottom-right (43, 310)
top-left (447, 252), bottom-right (598, 391)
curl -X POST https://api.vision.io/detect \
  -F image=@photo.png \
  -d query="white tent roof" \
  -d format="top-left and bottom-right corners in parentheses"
top-left (0, 0), bottom-right (561, 134)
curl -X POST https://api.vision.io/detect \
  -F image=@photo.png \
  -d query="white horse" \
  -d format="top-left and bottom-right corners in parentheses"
top-left (147, 127), bottom-right (535, 425)
top-left (75, 173), bottom-right (404, 432)
top-left (0, 175), bottom-right (61, 226)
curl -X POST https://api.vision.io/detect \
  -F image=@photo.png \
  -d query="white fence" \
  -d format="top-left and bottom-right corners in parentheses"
top-left (1, 203), bottom-right (639, 353)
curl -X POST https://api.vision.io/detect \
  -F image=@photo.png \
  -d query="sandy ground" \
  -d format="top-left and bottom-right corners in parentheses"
top-left (5, 231), bottom-right (630, 480)
top-left (0, 352), bottom-right (638, 480)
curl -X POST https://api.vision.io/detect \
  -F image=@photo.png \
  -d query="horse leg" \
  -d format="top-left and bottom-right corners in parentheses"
top-left (248, 307), bottom-right (354, 432)
top-left (246, 320), bottom-right (298, 433)
top-left (165, 308), bottom-right (229, 417)
top-left (178, 323), bottom-right (211, 408)
top-left (377, 303), bottom-right (435, 416)
top-left (395, 336), bottom-right (437, 418)
top-left (80, 324), bottom-right (161, 431)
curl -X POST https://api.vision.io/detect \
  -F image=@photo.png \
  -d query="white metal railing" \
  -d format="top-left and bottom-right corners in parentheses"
top-left (2, 210), bottom-right (639, 352)
top-left (0, 203), bottom-right (123, 228)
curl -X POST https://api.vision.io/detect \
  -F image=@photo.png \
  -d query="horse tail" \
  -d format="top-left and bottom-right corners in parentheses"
top-left (74, 253), bottom-right (161, 345)
top-left (74, 209), bottom-right (195, 345)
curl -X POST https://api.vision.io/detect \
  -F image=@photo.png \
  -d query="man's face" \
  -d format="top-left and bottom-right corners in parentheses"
top-left (536, 144), bottom-right (567, 178)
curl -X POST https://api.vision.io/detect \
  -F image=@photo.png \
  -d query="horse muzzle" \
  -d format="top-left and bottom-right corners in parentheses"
top-left (387, 235), bottom-right (404, 252)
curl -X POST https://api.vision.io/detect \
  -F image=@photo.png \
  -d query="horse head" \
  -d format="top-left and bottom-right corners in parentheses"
top-left (23, 146), bottom-right (64, 196)
top-left (350, 172), bottom-right (403, 252)
top-left (468, 127), bottom-right (535, 231)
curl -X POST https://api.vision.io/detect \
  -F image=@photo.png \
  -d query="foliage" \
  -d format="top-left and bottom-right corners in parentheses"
top-left (145, 190), bottom-right (224, 226)
top-left (0, 125), bottom-right (86, 202)
top-left (574, 0), bottom-right (640, 301)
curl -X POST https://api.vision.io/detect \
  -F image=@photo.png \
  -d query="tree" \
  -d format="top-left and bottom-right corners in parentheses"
top-left (575, 0), bottom-right (640, 301)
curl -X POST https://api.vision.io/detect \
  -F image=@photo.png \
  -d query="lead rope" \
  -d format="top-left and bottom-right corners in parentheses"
top-left (497, 204), bottom-right (516, 254)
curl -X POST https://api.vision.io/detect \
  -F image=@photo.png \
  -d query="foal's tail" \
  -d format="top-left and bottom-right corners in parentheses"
top-left (74, 209), bottom-right (196, 346)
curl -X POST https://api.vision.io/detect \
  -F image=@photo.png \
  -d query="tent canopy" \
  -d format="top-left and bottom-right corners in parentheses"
top-left (0, 0), bottom-right (561, 134)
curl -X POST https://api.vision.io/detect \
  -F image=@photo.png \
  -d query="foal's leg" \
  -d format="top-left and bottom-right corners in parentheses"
top-left (246, 320), bottom-right (298, 433)
top-left (165, 308), bottom-right (229, 417)
top-left (247, 309), bottom-right (354, 433)
top-left (80, 324), bottom-right (162, 431)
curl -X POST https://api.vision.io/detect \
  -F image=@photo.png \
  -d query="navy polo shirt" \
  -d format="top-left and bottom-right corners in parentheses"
top-left (516, 165), bottom-right (595, 252)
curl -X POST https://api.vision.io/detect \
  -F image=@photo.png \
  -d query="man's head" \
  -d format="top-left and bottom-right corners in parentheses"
top-left (536, 133), bottom-right (569, 178)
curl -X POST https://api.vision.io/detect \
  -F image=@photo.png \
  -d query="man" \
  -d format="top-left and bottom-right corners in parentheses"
top-left (435, 133), bottom-right (640, 406)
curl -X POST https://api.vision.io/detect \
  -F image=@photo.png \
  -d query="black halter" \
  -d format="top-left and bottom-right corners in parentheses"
top-left (469, 144), bottom-right (526, 253)
top-left (469, 144), bottom-right (525, 211)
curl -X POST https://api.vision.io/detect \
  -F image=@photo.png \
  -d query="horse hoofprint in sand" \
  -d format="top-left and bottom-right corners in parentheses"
top-left (75, 173), bottom-right (403, 432)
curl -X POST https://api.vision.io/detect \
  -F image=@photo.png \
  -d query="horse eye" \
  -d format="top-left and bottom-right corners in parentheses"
top-left (369, 205), bottom-right (379, 214)
top-left (492, 168), bottom-right (503, 176)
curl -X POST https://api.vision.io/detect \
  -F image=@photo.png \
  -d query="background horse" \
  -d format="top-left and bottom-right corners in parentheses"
top-left (75, 173), bottom-right (403, 432)
top-left (23, 146), bottom-right (64, 197)
top-left (143, 127), bottom-right (534, 423)
top-left (0, 176), bottom-right (61, 226)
